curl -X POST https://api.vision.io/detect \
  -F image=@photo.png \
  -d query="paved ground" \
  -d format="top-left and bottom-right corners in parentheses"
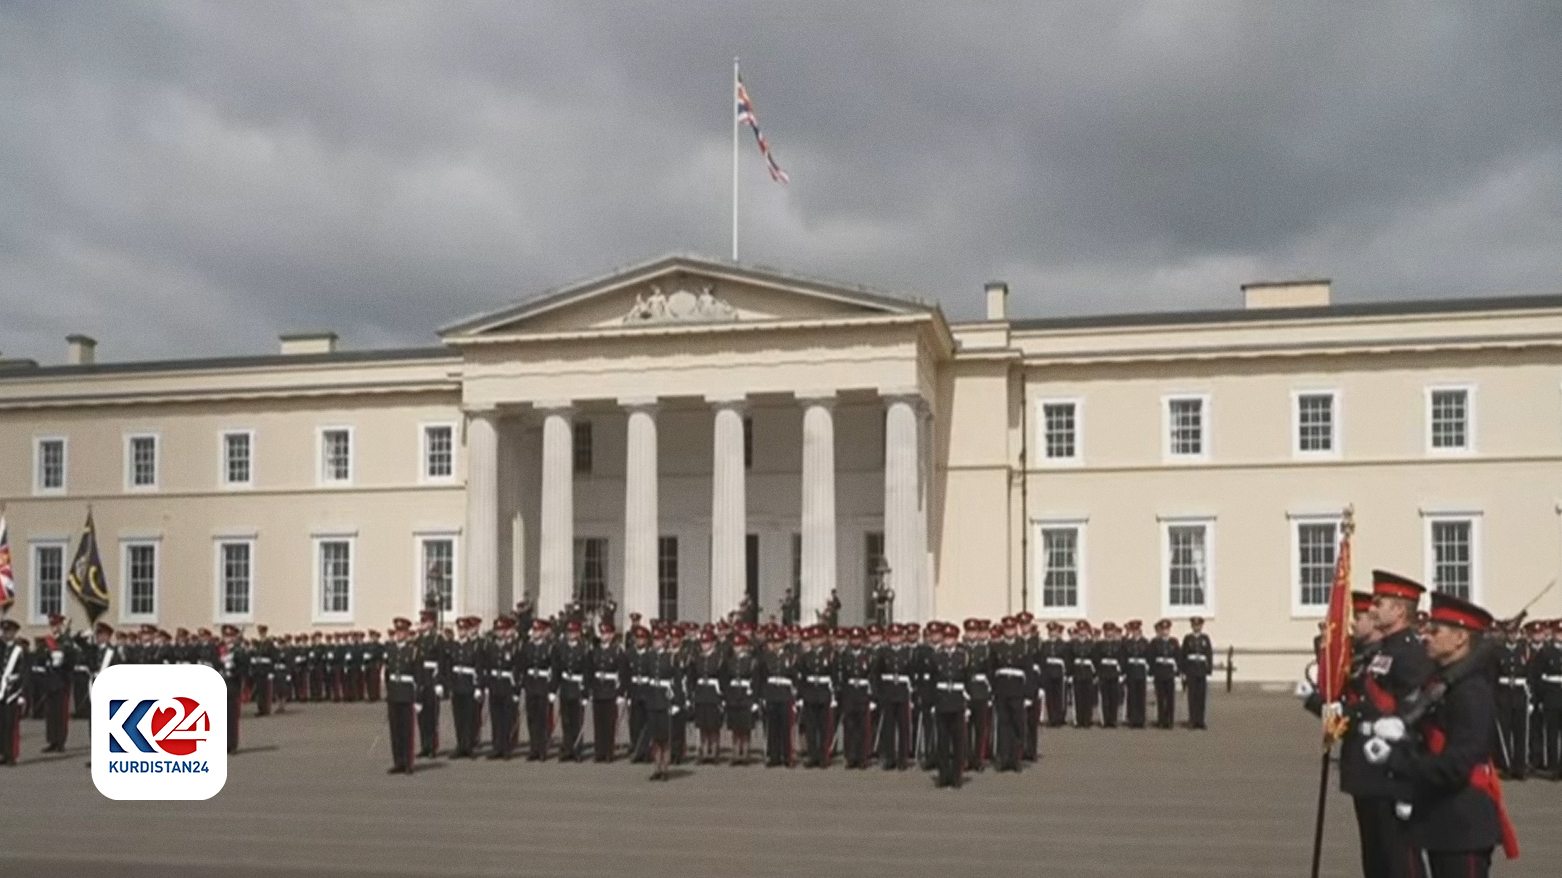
top-left (0, 690), bottom-right (1556, 877)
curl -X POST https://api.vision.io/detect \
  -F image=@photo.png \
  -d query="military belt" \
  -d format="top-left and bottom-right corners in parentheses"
top-left (526, 668), bottom-right (551, 677)
top-left (422, 661), bottom-right (439, 670)
top-left (594, 672), bottom-right (619, 682)
top-left (971, 674), bottom-right (989, 682)
top-left (1154, 657), bottom-right (1178, 664)
top-left (453, 665), bottom-right (477, 675)
top-left (492, 671), bottom-right (516, 682)
top-left (806, 675), bottom-right (833, 685)
top-left (935, 682), bottom-right (964, 691)
top-left (1127, 658), bottom-right (1149, 665)
top-left (880, 674), bottom-right (912, 685)
top-left (848, 678), bottom-right (871, 687)
top-left (697, 677), bottom-right (721, 687)
top-left (996, 668), bottom-right (1026, 678)
top-left (562, 673), bottom-right (585, 683)
top-left (631, 675), bottom-right (649, 685)
top-left (1045, 657), bottom-right (1066, 665)
top-left (729, 680), bottom-right (752, 689)
top-left (1545, 675), bottom-right (1562, 684)
top-left (1100, 659), bottom-right (1120, 665)
top-left (767, 676), bottom-right (795, 687)
top-left (1500, 677), bottom-right (1529, 686)
top-left (389, 674), bottom-right (416, 684)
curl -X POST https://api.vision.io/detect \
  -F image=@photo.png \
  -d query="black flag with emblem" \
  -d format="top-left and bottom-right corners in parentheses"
top-left (68, 510), bottom-right (110, 623)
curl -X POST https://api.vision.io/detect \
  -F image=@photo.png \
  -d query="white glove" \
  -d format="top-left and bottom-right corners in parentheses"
top-left (434, 685), bottom-right (444, 698)
top-left (1294, 680), bottom-right (1315, 699)
top-left (1363, 736), bottom-right (1392, 765)
top-left (51, 650), bottom-right (65, 667)
top-left (1024, 699), bottom-right (1033, 708)
top-left (414, 703), bottom-right (423, 714)
top-left (1373, 716), bottom-right (1406, 743)
top-left (548, 693), bottom-right (558, 705)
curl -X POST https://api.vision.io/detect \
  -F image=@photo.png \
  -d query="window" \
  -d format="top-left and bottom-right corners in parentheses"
top-left (122, 541), bottom-right (159, 622)
top-left (319, 428), bottom-right (353, 485)
top-left (1036, 525), bottom-right (1083, 612)
top-left (418, 536), bottom-right (456, 614)
top-left (572, 420), bottom-right (594, 475)
top-left (1162, 519), bottom-right (1213, 615)
top-left (30, 542), bottom-right (66, 624)
top-left (217, 540), bottom-right (254, 620)
top-left (222, 431), bottom-right (253, 487)
top-left (791, 533), bottom-right (803, 596)
top-left (1294, 392), bottom-right (1337, 456)
top-left (743, 416), bottom-right (754, 470)
top-left (423, 424), bottom-right (455, 481)
top-left (1426, 516), bottom-right (1478, 601)
top-left (574, 537), bottom-right (607, 613)
top-left (1039, 400), bottom-right (1080, 463)
top-left (315, 538), bottom-right (354, 621)
top-left (1427, 387), bottom-right (1473, 452)
top-left (1293, 518), bottom-right (1341, 613)
top-left (1164, 396), bottom-right (1208, 460)
top-left (657, 536), bottom-right (679, 621)
top-left (864, 531), bottom-right (887, 623)
top-left (34, 437), bottom-right (66, 494)
top-left (126, 434), bottom-right (158, 489)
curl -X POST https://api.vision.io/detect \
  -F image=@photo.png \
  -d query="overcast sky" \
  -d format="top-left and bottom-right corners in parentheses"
top-left (3, 2), bottom-right (1560, 363)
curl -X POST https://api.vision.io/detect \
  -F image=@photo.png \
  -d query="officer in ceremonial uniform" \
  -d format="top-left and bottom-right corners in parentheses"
top-left (798, 625), bottom-right (837, 768)
top-left (929, 622), bottom-right (970, 788)
top-left (628, 625), bottom-right (654, 762)
top-left (1038, 621), bottom-right (1069, 727)
top-left (448, 616), bottom-right (487, 758)
top-left (1069, 622), bottom-right (1097, 728)
top-left (1365, 591), bottom-right (1519, 877)
top-left (365, 629), bottom-right (385, 702)
top-left (690, 629), bottom-right (727, 762)
top-left (1149, 619), bottom-right (1180, 728)
top-left (40, 614), bottom-right (75, 752)
top-left (589, 622), bottom-right (626, 762)
top-left (520, 619), bottom-right (557, 761)
top-left (485, 616), bottom-right (522, 759)
top-left (1180, 616), bottom-right (1214, 729)
top-left (1492, 621), bottom-right (1531, 778)
top-left (1097, 621), bottom-right (1125, 728)
top-left (248, 625), bottom-right (276, 717)
top-left (70, 626), bottom-right (93, 719)
top-left (414, 610), bottom-right (447, 758)
top-left (991, 617), bottom-right (1030, 771)
top-left (761, 625), bottom-right (801, 767)
top-left (1, 618), bottom-right (25, 765)
top-left (837, 627), bottom-right (876, 769)
top-left (1122, 620), bottom-right (1150, 728)
top-left (383, 618), bottom-right (419, 774)
top-left (963, 620), bottom-right (993, 770)
top-left (554, 619), bottom-right (591, 761)
top-left (1536, 620), bottom-right (1562, 779)
top-left (724, 630), bottom-right (762, 764)
top-left (875, 624), bottom-right (915, 769)
top-left (218, 624), bottom-right (246, 755)
top-left (644, 627), bottom-right (683, 780)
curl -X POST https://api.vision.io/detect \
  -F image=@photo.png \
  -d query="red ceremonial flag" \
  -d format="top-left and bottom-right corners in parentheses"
top-left (1317, 508), bottom-right (1355, 742)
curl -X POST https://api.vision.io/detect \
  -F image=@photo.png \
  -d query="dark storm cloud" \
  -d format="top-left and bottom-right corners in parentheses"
top-left (1, 1), bottom-right (1559, 362)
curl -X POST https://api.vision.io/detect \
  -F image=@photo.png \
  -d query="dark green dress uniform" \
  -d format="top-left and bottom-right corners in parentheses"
top-left (928, 630), bottom-right (970, 789)
top-left (448, 625), bottom-right (487, 758)
top-left (1491, 633), bottom-right (1531, 777)
top-left (643, 644), bottom-right (683, 751)
top-left (1038, 627), bottom-right (1069, 728)
top-left (383, 628), bottom-right (420, 773)
top-left (248, 633), bottom-right (276, 717)
top-left (1069, 633), bottom-right (1097, 728)
top-left (1149, 625), bottom-right (1181, 729)
top-left (1121, 624), bottom-right (1150, 728)
top-left (837, 636), bottom-right (876, 769)
top-left (798, 637), bottom-right (837, 768)
top-left (589, 632), bottom-right (627, 762)
top-left (554, 626), bottom-right (591, 761)
top-left (761, 639), bottom-right (800, 767)
top-left (0, 626), bottom-right (25, 765)
top-left (630, 637), bottom-right (656, 762)
top-left (690, 642), bottom-right (727, 759)
top-left (1535, 630), bottom-right (1562, 775)
top-left (484, 623), bottom-right (521, 759)
top-left (520, 629), bottom-right (557, 761)
top-left (964, 629), bottom-right (993, 770)
top-left (1096, 629), bottom-right (1124, 728)
top-left (991, 627), bottom-right (1029, 772)
top-left (1179, 624), bottom-right (1214, 729)
top-left (414, 625), bottom-right (447, 758)
top-left (216, 629), bottom-right (247, 755)
top-left (874, 632), bottom-right (915, 769)
top-left (722, 640), bottom-right (761, 762)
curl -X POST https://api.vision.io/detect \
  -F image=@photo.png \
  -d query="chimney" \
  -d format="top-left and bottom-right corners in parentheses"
top-left (67, 334), bottom-right (97, 365)
top-left (984, 281), bottom-right (1010, 321)
top-left (1242, 279), bottom-right (1331, 310)
top-left (279, 331), bottom-right (339, 355)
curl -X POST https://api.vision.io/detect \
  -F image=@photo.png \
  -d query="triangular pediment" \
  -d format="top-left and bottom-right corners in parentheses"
top-left (440, 254), bottom-right (931, 338)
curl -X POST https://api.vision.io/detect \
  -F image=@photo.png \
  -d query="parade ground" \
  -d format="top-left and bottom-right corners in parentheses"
top-left (1, 690), bottom-right (1556, 878)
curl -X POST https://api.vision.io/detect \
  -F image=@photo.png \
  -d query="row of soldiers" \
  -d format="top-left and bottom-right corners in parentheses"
top-left (1493, 617), bottom-right (1562, 780)
top-left (373, 608), bottom-right (1218, 784)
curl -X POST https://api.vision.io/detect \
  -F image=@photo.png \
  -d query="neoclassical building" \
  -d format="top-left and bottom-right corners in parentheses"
top-left (3, 254), bottom-right (1561, 679)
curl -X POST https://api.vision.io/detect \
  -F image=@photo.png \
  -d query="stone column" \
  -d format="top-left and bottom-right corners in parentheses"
top-left (464, 408), bottom-right (501, 620)
top-left (622, 399), bottom-right (659, 625)
top-left (537, 404), bottom-right (574, 618)
top-left (884, 395), bottom-right (924, 623)
top-left (800, 394), bottom-right (836, 623)
top-left (709, 396), bottom-right (747, 622)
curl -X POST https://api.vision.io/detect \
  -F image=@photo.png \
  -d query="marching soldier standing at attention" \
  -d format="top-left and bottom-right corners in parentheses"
top-left (668, 625), bottom-right (694, 764)
top-left (589, 622), bottom-right (626, 763)
top-left (41, 614), bottom-right (74, 752)
top-left (1069, 622), bottom-right (1097, 728)
top-left (448, 617), bottom-right (485, 758)
top-left (628, 625), bottom-right (654, 762)
top-left (724, 631), bottom-right (761, 764)
top-left (25, 635), bottom-right (47, 719)
top-left (365, 629), bottom-right (385, 702)
top-left (384, 618), bottom-right (419, 774)
top-left (644, 627), bottom-right (683, 780)
top-left (485, 616), bottom-right (521, 760)
top-left (761, 625), bottom-right (801, 767)
top-left (929, 622), bottom-right (971, 789)
top-left (1, 619), bottom-right (25, 765)
top-left (915, 623), bottom-right (941, 769)
top-left (70, 627), bottom-right (93, 719)
top-left (991, 617), bottom-right (1030, 772)
top-left (964, 620), bottom-right (994, 770)
top-left (1121, 620), bottom-right (1150, 729)
top-left (875, 624), bottom-right (915, 770)
top-left (555, 619), bottom-right (591, 761)
top-left (1038, 621), bottom-right (1069, 728)
top-left (1493, 621), bottom-right (1531, 778)
top-left (690, 629), bottom-right (727, 762)
top-left (218, 624), bottom-right (246, 755)
top-left (1536, 620), bottom-right (1562, 779)
top-left (248, 625), bottom-right (276, 717)
top-left (1150, 619), bottom-right (1181, 729)
top-left (838, 627), bottom-right (875, 769)
top-left (520, 620), bottom-right (557, 761)
top-left (1020, 614), bottom-right (1042, 761)
top-left (307, 632), bottom-right (326, 702)
top-left (798, 626), bottom-right (837, 768)
top-left (414, 610), bottom-right (446, 759)
top-left (1097, 622), bottom-right (1125, 728)
top-left (1180, 616), bottom-right (1214, 729)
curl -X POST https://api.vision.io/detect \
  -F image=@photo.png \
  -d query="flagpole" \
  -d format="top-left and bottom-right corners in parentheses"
top-left (731, 56), bottom-right (740, 263)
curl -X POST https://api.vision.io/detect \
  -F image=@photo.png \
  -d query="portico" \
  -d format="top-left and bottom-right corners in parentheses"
top-left (441, 255), bottom-right (949, 626)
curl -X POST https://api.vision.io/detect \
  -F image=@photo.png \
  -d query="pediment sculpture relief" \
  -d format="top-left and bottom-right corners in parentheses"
top-left (622, 284), bottom-right (740, 324)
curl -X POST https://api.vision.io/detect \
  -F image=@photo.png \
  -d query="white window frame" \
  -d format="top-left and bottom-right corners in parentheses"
top-left (312, 533), bottom-right (356, 623)
top-left (1291, 389), bottom-right (1340, 460)
top-left (124, 431), bottom-right (161, 492)
top-left (1425, 384), bottom-right (1476, 455)
top-left (1162, 394), bottom-right (1211, 463)
top-left (28, 539), bottom-right (69, 625)
top-left (420, 422), bottom-right (458, 484)
top-left (1031, 517), bottom-right (1087, 618)
top-left (413, 531), bottom-right (461, 617)
top-left (119, 538), bottom-right (161, 625)
top-left (1036, 397), bottom-right (1084, 467)
top-left (316, 426), bottom-right (355, 487)
top-left (1421, 509), bottom-right (1482, 604)
top-left (219, 429), bottom-right (255, 489)
top-left (213, 536), bottom-right (257, 624)
top-left (1288, 512), bottom-right (1344, 617)
top-left (1159, 515), bottom-right (1215, 618)
top-left (33, 435), bottom-right (68, 495)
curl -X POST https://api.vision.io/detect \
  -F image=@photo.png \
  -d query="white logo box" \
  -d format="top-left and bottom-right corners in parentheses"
top-left (91, 664), bottom-right (228, 800)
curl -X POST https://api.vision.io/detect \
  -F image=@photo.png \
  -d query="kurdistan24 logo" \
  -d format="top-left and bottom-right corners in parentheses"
top-left (108, 697), bottom-right (210, 756)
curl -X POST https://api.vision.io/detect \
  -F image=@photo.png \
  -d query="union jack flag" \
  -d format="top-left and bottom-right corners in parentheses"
top-left (0, 515), bottom-right (14, 611)
top-left (737, 76), bottom-right (789, 184)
